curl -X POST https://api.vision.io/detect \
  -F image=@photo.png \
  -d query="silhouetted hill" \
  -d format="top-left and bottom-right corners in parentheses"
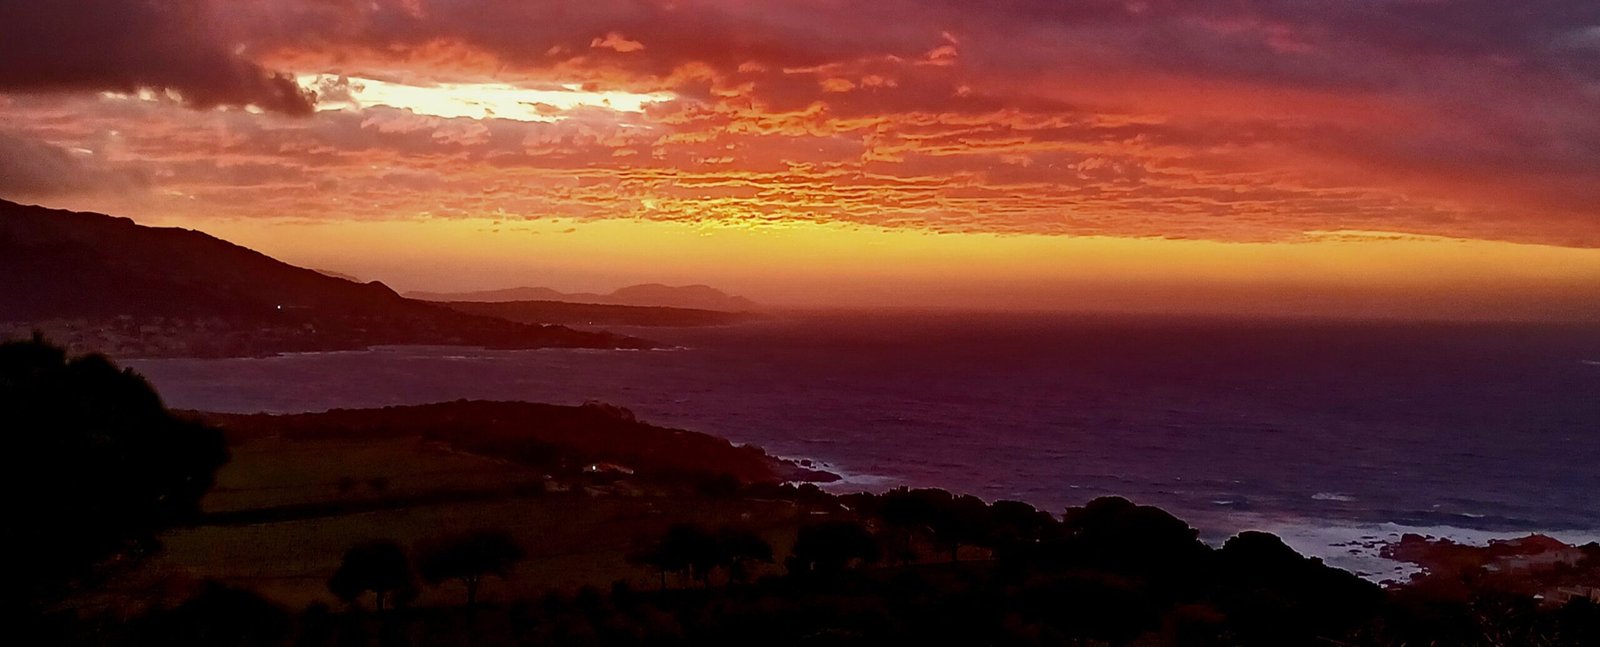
top-left (435, 300), bottom-right (763, 327)
top-left (0, 200), bottom-right (396, 320)
top-left (196, 400), bottom-right (836, 485)
top-left (0, 199), bottom-right (652, 356)
top-left (409, 283), bottom-right (760, 311)
top-left (313, 269), bottom-right (362, 282)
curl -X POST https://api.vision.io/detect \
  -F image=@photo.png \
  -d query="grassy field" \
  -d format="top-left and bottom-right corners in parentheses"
top-left (200, 437), bottom-right (547, 512)
top-left (91, 435), bottom-right (817, 611)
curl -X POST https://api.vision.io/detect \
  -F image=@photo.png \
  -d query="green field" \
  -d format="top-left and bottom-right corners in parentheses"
top-left (91, 436), bottom-right (814, 611)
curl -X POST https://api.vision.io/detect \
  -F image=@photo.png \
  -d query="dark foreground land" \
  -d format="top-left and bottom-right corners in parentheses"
top-left (9, 338), bottom-right (1600, 646)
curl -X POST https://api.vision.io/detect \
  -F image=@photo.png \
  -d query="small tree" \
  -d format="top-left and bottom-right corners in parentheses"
top-left (931, 494), bottom-right (992, 562)
top-left (629, 524), bottom-right (747, 589)
top-left (629, 526), bottom-right (697, 590)
top-left (989, 500), bottom-right (1054, 544)
top-left (328, 540), bottom-right (416, 612)
top-left (417, 529), bottom-right (525, 607)
top-left (715, 527), bottom-right (774, 585)
top-left (879, 487), bottom-right (954, 563)
top-left (788, 520), bottom-right (880, 576)
top-left (987, 499), bottom-right (1059, 565)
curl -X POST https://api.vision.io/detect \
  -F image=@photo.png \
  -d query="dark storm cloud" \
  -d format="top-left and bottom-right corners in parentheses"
top-left (0, 0), bottom-right (314, 114)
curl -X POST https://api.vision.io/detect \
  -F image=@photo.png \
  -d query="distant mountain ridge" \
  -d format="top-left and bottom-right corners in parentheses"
top-left (409, 283), bottom-right (760, 312)
top-left (436, 300), bottom-right (763, 328)
top-left (0, 199), bottom-right (650, 356)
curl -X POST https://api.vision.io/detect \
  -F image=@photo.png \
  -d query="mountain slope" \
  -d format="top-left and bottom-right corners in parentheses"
top-left (0, 199), bottom-right (651, 356)
top-left (408, 283), bottom-right (759, 311)
top-left (0, 200), bottom-right (404, 320)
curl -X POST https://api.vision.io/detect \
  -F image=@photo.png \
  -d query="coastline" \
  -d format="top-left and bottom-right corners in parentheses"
top-left (1195, 513), bottom-right (1600, 584)
top-left (121, 334), bottom-right (1600, 589)
top-left (773, 446), bottom-right (1600, 584)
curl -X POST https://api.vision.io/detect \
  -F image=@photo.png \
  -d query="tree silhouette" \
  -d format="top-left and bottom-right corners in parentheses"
top-left (629, 524), bottom-right (710, 589)
top-left (877, 488), bottom-right (994, 562)
top-left (669, 524), bottom-right (724, 587)
top-left (416, 529), bottom-right (525, 607)
top-left (0, 336), bottom-right (228, 605)
top-left (932, 493), bottom-right (992, 562)
top-left (788, 520), bottom-right (880, 576)
top-left (328, 539), bottom-right (417, 612)
top-left (1217, 531), bottom-right (1382, 643)
top-left (631, 524), bottom-right (775, 588)
top-left (987, 499), bottom-right (1059, 565)
top-left (715, 527), bottom-right (774, 584)
top-left (1058, 496), bottom-right (1211, 579)
top-left (878, 487), bottom-right (947, 563)
top-left (135, 581), bottom-right (290, 647)
top-left (989, 499), bottom-right (1055, 543)
top-left (626, 542), bottom-right (677, 591)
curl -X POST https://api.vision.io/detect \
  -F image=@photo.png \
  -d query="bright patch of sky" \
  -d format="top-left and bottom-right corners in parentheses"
top-left (296, 74), bottom-right (672, 122)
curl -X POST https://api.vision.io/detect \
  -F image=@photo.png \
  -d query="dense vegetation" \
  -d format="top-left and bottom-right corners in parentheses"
top-left (44, 486), bottom-right (1600, 646)
top-left (0, 336), bottom-right (228, 612)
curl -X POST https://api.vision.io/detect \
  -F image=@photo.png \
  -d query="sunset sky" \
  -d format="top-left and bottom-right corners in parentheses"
top-left (3, 1), bottom-right (1600, 318)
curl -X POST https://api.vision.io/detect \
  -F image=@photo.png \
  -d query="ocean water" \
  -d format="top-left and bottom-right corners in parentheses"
top-left (127, 312), bottom-right (1600, 579)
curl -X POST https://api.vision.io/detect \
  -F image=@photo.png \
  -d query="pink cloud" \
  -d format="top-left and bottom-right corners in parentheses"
top-left (2, 0), bottom-right (1599, 246)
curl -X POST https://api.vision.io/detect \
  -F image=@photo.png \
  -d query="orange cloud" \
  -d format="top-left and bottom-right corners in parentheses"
top-left (1, 0), bottom-right (1597, 251)
top-left (590, 32), bottom-right (645, 53)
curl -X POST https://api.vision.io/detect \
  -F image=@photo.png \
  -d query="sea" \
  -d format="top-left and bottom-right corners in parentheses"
top-left (127, 311), bottom-right (1600, 581)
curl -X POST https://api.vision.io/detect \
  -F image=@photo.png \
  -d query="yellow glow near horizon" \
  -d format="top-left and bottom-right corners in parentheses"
top-left (137, 214), bottom-right (1600, 321)
top-left (297, 74), bottom-right (673, 121)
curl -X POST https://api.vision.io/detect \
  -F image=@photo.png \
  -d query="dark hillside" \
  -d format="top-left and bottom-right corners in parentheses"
top-left (0, 200), bottom-right (651, 355)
